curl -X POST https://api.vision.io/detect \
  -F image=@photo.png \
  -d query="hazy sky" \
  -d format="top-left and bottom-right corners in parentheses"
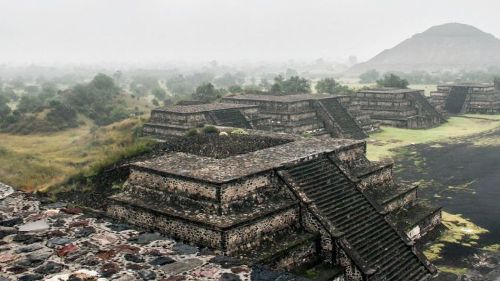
top-left (1, 0), bottom-right (499, 65)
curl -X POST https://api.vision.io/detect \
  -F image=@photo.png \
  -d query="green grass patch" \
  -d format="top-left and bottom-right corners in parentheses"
top-left (367, 116), bottom-right (500, 161)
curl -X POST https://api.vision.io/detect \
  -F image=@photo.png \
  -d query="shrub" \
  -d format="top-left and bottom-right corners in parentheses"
top-left (202, 125), bottom-right (219, 134)
top-left (185, 128), bottom-right (199, 137)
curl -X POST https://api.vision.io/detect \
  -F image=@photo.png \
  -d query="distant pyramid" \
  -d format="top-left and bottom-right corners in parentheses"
top-left (349, 23), bottom-right (500, 74)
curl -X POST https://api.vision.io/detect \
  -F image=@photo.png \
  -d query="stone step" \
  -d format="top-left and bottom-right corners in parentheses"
top-left (283, 157), bottom-right (431, 281)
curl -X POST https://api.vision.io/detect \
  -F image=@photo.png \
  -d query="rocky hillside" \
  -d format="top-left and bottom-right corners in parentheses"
top-left (349, 23), bottom-right (500, 74)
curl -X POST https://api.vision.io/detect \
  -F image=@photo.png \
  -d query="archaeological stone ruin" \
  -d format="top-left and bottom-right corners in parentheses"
top-left (429, 83), bottom-right (500, 114)
top-left (143, 94), bottom-right (379, 140)
top-left (353, 88), bottom-right (446, 129)
top-left (108, 125), bottom-right (441, 280)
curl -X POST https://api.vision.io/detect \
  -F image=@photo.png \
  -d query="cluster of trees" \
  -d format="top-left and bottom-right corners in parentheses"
top-left (0, 74), bottom-right (130, 134)
top-left (270, 76), bottom-right (311, 95)
top-left (0, 82), bottom-right (80, 134)
top-left (376, 73), bottom-right (409, 88)
top-left (315, 78), bottom-right (354, 95)
top-left (64, 73), bottom-right (128, 126)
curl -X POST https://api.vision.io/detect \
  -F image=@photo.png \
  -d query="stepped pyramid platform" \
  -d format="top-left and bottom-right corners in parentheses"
top-left (355, 88), bottom-right (446, 129)
top-left (143, 94), bottom-right (379, 140)
top-left (223, 94), bottom-right (378, 139)
top-left (142, 103), bottom-right (257, 138)
top-left (107, 133), bottom-right (439, 280)
top-left (429, 83), bottom-right (500, 114)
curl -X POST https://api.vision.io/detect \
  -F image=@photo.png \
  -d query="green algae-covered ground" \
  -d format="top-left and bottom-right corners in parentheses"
top-left (366, 116), bottom-right (500, 279)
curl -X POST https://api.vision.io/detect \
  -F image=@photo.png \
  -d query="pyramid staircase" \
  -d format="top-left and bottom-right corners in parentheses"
top-left (316, 99), bottom-right (367, 139)
top-left (207, 109), bottom-right (253, 129)
top-left (407, 92), bottom-right (446, 122)
top-left (445, 87), bottom-right (469, 114)
top-left (278, 156), bottom-right (434, 281)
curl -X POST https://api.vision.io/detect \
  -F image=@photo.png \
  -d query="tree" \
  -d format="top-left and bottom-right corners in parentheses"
top-left (192, 83), bottom-right (220, 103)
top-left (270, 75), bottom-right (311, 95)
top-left (228, 85), bottom-right (243, 94)
top-left (315, 78), bottom-right (353, 95)
top-left (152, 87), bottom-right (167, 100)
top-left (215, 73), bottom-right (245, 88)
top-left (17, 95), bottom-right (44, 113)
top-left (376, 73), bottom-right (409, 88)
top-left (315, 78), bottom-right (337, 94)
top-left (359, 69), bottom-right (380, 83)
top-left (62, 73), bottom-right (124, 126)
top-left (282, 76), bottom-right (311, 94)
top-left (259, 78), bottom-right (271, 91)
top-left (45, 100), bottom-right (78, 129)
top-left (0, 95), bottom-right (11, 118)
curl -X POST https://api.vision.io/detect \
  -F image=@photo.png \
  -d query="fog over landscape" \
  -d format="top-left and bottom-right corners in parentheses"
top-left (1, 0), bottom-right (499, 65)
top-left (1, 1), bottom-right (500, 281)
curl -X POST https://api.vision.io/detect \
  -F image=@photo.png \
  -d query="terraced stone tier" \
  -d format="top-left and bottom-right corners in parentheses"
top-left (282, 157), bottom-right (434, 281)
top-left (388, 203), bottom-right (442, 240)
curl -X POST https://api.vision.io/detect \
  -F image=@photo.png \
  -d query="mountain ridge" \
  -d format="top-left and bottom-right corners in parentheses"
top-left (349, 23), bottom-right (500, 74)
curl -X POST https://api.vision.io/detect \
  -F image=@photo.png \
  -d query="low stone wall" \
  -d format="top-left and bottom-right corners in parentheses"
top-left (107, 203), bottom-right (224, 249)
top-left (226, 206), bottom-right (300, 253)
top-left (407, 208), bottom-right (442, 240)
top-left (142, 123), bottom-right (189, 137)
top-left (334, 143), bottom-right (367, 169)
top-left (221, 173), bottom-right (273, 203)
top-left (382, 188), bottom-right (417, 213)
top-left (150, 110), bottom-right (207, 127)
top-left (356, 166), bottom-right (393, 191)
top-left (128, 169), bottom-right (218, 200)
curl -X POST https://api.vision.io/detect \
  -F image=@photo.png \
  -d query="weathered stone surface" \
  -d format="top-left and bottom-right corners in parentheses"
top-left (172, 242), bottom-right (198, 255)
top-left (18, 220), bottom-right (49, 232)
top-left (135, 232), bottom-right (165, 244)
top-left (221, 272), bottom-right (242, 281)
top-left (0, 182), bottom-right (289, 280)
top-left (149, 256), bottom-right (175, 266)
top-left (1, 217), bottom-right (23, 227)
top-left (160, 258), bottom-right (204, 275)
top-left (137, 269), bottom-right (156, 280)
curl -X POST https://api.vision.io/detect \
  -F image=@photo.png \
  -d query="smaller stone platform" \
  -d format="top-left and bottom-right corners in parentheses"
top-left (355, 88), bottom-right (445, 128)
top-left (430, 83), bottom-right (500, 114)
top-left (143, 103), bottom-right (257, 138)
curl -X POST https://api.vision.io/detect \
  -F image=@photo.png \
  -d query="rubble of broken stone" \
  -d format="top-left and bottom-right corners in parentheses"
top-left (0, 184), bottom-right (310, 281)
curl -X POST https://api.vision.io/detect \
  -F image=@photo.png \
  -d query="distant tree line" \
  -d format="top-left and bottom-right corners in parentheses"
top-left (359, 68), bottom-right (500, 85)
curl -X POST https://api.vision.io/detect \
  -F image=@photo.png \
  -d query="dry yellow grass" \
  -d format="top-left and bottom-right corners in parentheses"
top-left (0, 117), bottom-right (152, 191)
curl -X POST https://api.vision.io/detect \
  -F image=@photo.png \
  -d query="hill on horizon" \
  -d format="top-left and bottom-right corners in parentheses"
top-left (349, 23), bottom-right (500, 74)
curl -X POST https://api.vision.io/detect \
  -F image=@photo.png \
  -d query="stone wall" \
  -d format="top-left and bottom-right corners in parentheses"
top-left (356, 166), bottom-right (393, 191)
top-left (225, 206), bottom-right (300, 253)
top-left (407, 208), bottom-right (442, 240)
top-left (382, 188), bottom-right (418, 213)
top-left (107, 203), bottom-right (224, 249)
top-left (150, 110), bottom-right (207, 127)
top-left (128, 169), bottom-right (218, 200)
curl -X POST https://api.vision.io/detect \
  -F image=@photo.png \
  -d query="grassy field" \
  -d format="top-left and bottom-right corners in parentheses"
top-left (366, 116), bottom-right (500, 161)
top-left (0, 117), bottom-right (153, 192)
